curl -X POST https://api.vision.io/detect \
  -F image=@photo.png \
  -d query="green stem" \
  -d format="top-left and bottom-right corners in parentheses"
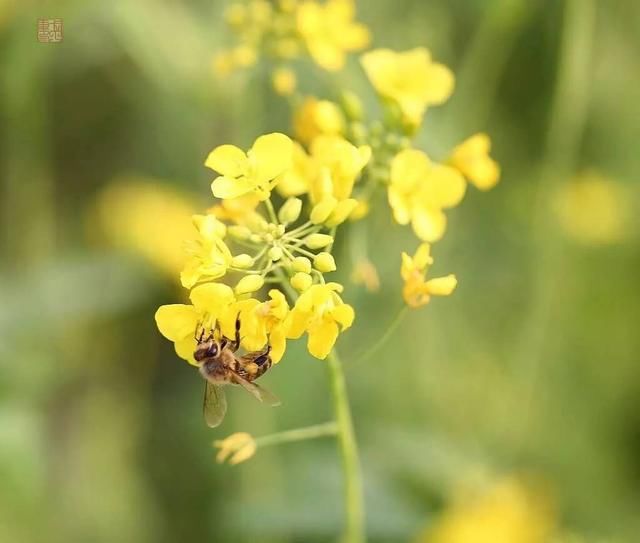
top-left (327, 350), bottom-right (365, 543)
top-left (255, 422), bottom-right (338, 448)
top-left (263, 198), bottom-right (279, 224)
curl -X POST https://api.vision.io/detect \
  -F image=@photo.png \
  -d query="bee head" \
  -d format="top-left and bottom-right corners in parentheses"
top-left (194, 338), bottom-right (220, 362)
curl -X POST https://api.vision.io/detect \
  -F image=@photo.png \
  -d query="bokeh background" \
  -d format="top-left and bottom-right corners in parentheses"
top-left (1, 0), bottom-right (639, 542)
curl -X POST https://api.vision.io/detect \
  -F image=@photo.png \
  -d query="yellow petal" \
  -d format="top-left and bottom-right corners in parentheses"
top-left (155, 304), bottom-right (199, 342)
top-left (390, 149), bottom-right (430, 191)
top-left (413, 243), bottom-right (433, 270)
top-left (175, 336), bottom-right (198, 365)
top-left (269, 324), bottom-right (287, 363)
top-left (190, 283), bottom-right (235, 313)
top-left (249, 133), bottom-right (293, 183)
top-left (211, 176), bottom-right (254, 199)
top-left (285, 308), bottom-right (310, 339)
top-left (331, 304), bottom-right (355, 330)
top-left (307, 319), bottom-right (339, 360)
top-left (205, 145), bottom-right (247, 177)
top-left (422, 62), bottom-right (455, 104)
top-left (425, 274), bottom-right (457, 296)
top-left (412, 207), bottom-right (447, 242)
top-left (429, 164), bottom-right (467, 208)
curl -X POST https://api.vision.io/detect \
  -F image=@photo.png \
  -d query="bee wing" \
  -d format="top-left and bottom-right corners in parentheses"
top-left (231, 371), bottom-right (281, 407)
top-left (203, 381), bottom-right (227, 428)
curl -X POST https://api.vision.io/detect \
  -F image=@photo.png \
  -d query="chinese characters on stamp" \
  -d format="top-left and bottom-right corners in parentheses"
top-left (37, 19), bottom-right (63, 43)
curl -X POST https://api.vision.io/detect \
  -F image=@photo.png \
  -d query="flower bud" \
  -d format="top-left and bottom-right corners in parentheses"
top-left (341, 90), bottom-right (364, 121)
top-left (310, 197), bottom-right (337, 224)
top-left (268, 247), bottom-right (283, 261)
top-left (228, 225), bottom-right (251, 240)
top-left (272, 67), bottom-right (297, 97)
top-left (291, 272), bottom-right (313, 291)
top-left (249, 233), bottom-right (262, 244)
top-left (326, 199), bottom-right (358, 227)
top-left (278, 197), bottom-right (302, 224)
top-left (193, 214), bottom-right (226, 238)
top-left (292, 256), bottom-right (311, 274)
top-left (235, 275), bottom-right (265, 295)
top-left (304, 233), bottom-right (333, 249)
top-left (214, 432), bottom-right (256, 465)
top-left (231, 254), bottom-right (253, 269)
top-left (313, 252), bottom-right (336, 273)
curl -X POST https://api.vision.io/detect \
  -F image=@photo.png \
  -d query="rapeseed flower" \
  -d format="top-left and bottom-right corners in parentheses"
top-left (389, 149), bottom-right (466, 242)
top-left (449, 133), bottom-right (500, 190)
top-left (206, 133), bottom-right (293, 200)
top-left (286, 282), bottom-right (355, 359)
top-left (214, 432), bottom-right (257, 465)
top-left (361, 47), bottom-right (454, 126)
top-left (401, 243), bottom-right (457, 308)
top-left (293, 96), bottom-right (345, 146)
top-left (297, 0), bottom-right (370, 71)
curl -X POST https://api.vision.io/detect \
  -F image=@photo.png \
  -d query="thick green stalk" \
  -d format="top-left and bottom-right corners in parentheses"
top-left (327, 350), bottom-right (365, 543)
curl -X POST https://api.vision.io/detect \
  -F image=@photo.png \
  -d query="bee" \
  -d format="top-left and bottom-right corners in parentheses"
top-left (194, 317), bottom-right (280, 428)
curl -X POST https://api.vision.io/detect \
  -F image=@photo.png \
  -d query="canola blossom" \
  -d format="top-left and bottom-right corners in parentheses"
top-left (154, 3), bottom-right (501, 541)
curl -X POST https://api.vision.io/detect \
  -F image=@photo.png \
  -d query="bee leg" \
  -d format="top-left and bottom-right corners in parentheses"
top-left (227, 314), bottom-right (242, 353)
top-left (254, 344), bottom-right (271, 367)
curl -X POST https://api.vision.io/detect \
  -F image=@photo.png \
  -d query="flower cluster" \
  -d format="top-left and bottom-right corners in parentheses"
top-left (214, 0), bottom-right (370, 94)
top-left (156, 0), bottom-right (502, 372)
top-left (156, 131), bottom-right (358, 363)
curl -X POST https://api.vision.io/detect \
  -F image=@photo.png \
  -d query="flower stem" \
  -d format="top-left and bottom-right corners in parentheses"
top-left (255, 422), bottom-right (338, 448)
top-left (352, 306), bottom-right (408, 366)
top-left (327, 349), bottom-right (365, 543)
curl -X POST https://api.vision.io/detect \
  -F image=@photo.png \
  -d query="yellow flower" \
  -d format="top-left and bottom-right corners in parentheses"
top-left (553, 172), bottom-right (631, 246)
top-left (297, 0), bottom-right (370, 71)
top-left (449, 133), bottom-right (500, 190)
top-left (237, 289), bottom-right (291, 363)
top-left (181, 214), bottom-right (233, 289)
top-left (308, 135), bottom-right (371, 203)
top-left (286, 282), bottom-right (355, 359)
top-left (92, 177), bottom-right (196, 277)
top-left (419, 477), bottom-right (555, 543)
top-left (293, 96), bottom-right (345, 146)
top-left (361, 47), bottom-right (454, 126)
top-left (214, 432), bottom-right (257, 465)
top-left (401, 243), bottom-right (456, 308)
top-left (206, 133), bottom-right (293, 200)
top-left (272, 66), bottom-right (297, 96)
top-left (155, 283), bottom-right (238, 364)
top-left (389, 149), bottom-right (466, 242)
top-left (277, 141), bottom-right (314, 197)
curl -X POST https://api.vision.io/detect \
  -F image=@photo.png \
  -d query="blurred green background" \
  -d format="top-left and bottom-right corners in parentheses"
top-left (1, 0), bottom-right (639, 542)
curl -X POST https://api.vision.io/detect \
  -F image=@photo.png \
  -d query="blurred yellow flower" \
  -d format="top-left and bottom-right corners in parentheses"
top-left (390, 149), bottom-right (466, 242)
top-left (449, 133), bottom-right (500, 190)
top-left (361, 47), bottom-right (454, 126)
top-left (401, 243), bottom-right (456, 308)
top-left (419, 477), bottom-right (555, 543)
top-left (308, 135), bottom-right (371, 203)
top-left (181, 214), bottom-right (233, 289)
top-left (297, 0), bottom-right (370, 71)
top-left (286, 282), bottom-right (355, 359)
top-left (214, 432), bottom-right (257, 465)
top-left (272, 66), bottom-right (297, 96)
top-left (93, 177), bottom-right (196, 277)
top-left (206, 133), bottom-right (293, 200)
top-left (351, 258), bottom-right (380, 292)
top-left (155, 283), bottom-right (238, 364)
top-left (293, 96), bottom-right (345, 146)
top-left (553, 172), bottom-right (631, 245)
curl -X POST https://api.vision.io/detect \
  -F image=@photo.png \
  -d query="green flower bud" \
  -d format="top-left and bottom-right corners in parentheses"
top-left (313, 252), bottom-right (336, 273)
top-left (292, 256), bottom-right (311, 274)
top-left (341, 90), bottom-right (364, 121)
top-left (235, 275), bottom-right (265, 295)
top-left (310, 197), bottom-right (338, 224)
top-left (304, 233), bottom-right (333, 249)
top-left (268, 246), bottom-right (283, 261)
top-left (231, 254), bottom-right (253, 268)
top-left (291, 272), bottom-right (313, 291)
top-left (249, 233), bottom-right (262, 244)
top-left (278, 197), bottom-right (302, 224)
